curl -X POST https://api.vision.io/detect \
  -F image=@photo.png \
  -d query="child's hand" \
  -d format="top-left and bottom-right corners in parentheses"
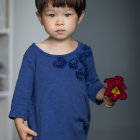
top-left (103, 96), bottom-right (116, 108)
top-left (96, 88), bottom-right (116, 108)
top-left (16, 123), bottom-right (37, 140)
top-left (14, 118), bottom-right (37, 140)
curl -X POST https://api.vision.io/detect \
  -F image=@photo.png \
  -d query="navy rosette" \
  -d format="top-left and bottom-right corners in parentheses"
top-left (69, 57), bottom-right (79, 69)
top-left (84, 65), bottom-right (88, 80)
top-left (53, 57), bottom-right (67, 68)
top-left (82, 46), bottom-right (92, 57)
top-left (75, 68), bottom-right (85, 80)
top-left (76, 53), bottom-right (86, 65)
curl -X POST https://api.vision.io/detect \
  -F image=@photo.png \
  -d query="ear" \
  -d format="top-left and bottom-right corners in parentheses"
top-left (36, 11), bottom-right (43, 25)
top-left (77, 10), bottom-right (85, 24)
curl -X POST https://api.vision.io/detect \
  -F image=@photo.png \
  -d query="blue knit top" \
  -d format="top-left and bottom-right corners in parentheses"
top-left (9, 40), bottom-right (105, 140)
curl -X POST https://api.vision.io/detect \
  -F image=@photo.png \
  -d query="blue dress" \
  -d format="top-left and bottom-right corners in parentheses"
top-left (8, 40), bottom-right (105, 140)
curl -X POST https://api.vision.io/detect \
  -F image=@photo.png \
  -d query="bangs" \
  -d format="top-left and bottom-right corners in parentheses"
top-left (47, 0), bottom-right (84, 9)
top-left (35, 0), bottom-right (86, 17)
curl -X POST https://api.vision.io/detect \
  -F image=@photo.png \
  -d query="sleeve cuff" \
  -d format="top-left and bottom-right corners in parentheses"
top-left (8, 110), bottom-right (28, 121)
top-left (88, 81), bottom-right (106, 105)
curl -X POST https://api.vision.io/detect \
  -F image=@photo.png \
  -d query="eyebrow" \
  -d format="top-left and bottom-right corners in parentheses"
top-left (46, 9), bottom-right (55, 11)
top-left (45, 9), bottom-right (72, 12)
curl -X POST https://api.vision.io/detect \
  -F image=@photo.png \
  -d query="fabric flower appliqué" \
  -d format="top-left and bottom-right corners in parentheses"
top-left (76, 53), bottom-right (86, 65)
top-left (53, 57), bottom-right (67, 68)
top-left (69, 57), bottom-right (79, 69)
top-left (83, 65), bottom-right (88, 80)
top-left (104, 76), bottom-right (127, 101)
top-left (75, 68), bottom-right (85, 81)
top-left (82, 46), bottom-right (92, 57)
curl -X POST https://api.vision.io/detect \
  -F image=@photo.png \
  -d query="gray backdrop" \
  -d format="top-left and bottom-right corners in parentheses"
top-left (12, 0), bottom-right (140, 139)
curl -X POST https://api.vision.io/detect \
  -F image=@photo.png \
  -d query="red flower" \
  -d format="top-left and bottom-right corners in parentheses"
top-left (104, 76), bottom-right (127, 101)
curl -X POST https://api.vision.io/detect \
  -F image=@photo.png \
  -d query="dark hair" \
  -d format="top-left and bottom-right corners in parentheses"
top-left (35, 0), bottom-right (86, 18)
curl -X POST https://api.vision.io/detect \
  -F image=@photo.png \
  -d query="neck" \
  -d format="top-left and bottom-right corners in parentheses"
top-left (45, 37), bottom-right (76, 48)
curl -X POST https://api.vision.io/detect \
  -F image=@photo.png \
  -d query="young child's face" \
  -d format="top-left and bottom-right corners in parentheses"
top-left (36, 2), bottom-right (85, 41)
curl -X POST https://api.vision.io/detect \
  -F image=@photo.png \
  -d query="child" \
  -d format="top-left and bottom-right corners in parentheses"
top-left (9, 0), bottom-right (115, 140)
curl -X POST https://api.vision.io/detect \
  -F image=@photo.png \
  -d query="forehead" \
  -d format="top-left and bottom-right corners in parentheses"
top-left (44, 2), bottom-right (74, 12)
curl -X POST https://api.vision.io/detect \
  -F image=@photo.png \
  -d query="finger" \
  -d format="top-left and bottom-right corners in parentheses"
top-left (26, 134), bottom-right (34, 140)
top-left (104, 102), bottom-right (113, 108)
top-left (26, 127), bottom-right (37, 137)
top-left (104, 96), bottom-right (116, 105)
top-left (103, 98), bottom-right (112, 105)
top-left (19, 133), bottom-right (28, 140)
top-left (103, 96), bottom-right (109, 100)
top-left (104, 100), bottom-right (115, 107)
top-left (104, 96), bottom-right (112, 102)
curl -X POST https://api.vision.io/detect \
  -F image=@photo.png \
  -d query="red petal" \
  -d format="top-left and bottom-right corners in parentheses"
top-left (104, 78), bottom-right (114, 84)
top-left (104, 78), bottom-right (111, 83)
top-left (119, 93), bottom-right (127, 100)
top-left (104, 89), bottom-right (112, 96)
top-left (113, 79), bottom-right (120, 85)
top-left (121, 84), bottom-right (127, 90)
top-left (108, 83), bottom-right (113, 88)
top-left (115, 76), bottom-right (124, 82)
top-left (111, 96), bottom-right (118, 101)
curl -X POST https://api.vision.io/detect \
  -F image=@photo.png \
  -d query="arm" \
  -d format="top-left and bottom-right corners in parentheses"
top-left (9, 49), bottom-right (34, 120)
top-left (8, 47), bottom-right (37, 139)
top-left (84, 46), bottom-right (105, 105)
top-left (84, 46), bottom-right (115, 107)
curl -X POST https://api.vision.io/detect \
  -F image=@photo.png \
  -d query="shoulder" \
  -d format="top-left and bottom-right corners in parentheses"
top-left (22, 43), bottom-right (37, 63)
top-left (24, 43), bottom-right (37, 56)
top-left (78, 41), bottom-right (92, 50)
top-left (78, 41), bottom-right (93, 57)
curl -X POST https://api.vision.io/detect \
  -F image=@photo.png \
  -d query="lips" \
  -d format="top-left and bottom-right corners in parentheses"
top-left (56, 30), bottom-right (65, 33)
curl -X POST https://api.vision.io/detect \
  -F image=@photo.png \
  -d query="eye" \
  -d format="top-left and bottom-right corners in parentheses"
top-left (65, 13), bottom-right (72, 17)
top-left (48, 14), bottom-right (55, 17)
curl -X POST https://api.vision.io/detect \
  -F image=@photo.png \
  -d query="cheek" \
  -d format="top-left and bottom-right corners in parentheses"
top-left (66, 20), bottom-right (77, 31)
top-left (43, 20), bottom-right (54, 32)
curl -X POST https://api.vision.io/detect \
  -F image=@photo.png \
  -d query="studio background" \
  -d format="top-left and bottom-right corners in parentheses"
top-left (10, 0), bottom-right (140, 140)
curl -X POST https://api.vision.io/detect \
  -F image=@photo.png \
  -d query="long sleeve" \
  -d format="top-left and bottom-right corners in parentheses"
top-left (85, 47), bottom-right (105, 105)
top-left (8, 48), bottom-right (35, 121)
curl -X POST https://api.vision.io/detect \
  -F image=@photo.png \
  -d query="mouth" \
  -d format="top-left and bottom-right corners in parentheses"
top-left (56, 30), bottom-right (65, 33)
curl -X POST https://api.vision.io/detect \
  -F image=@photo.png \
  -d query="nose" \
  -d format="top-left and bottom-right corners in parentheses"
top-left (56, 18), bottom-right (64, 26)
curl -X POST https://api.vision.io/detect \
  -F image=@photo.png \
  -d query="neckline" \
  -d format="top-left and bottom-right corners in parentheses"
top-left (33, 40), bottom-right (80, 58)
